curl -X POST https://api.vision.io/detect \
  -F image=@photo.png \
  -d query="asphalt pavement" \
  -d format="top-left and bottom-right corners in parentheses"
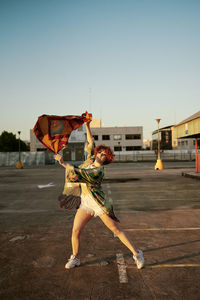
top-left (0, 161), bottom-right (200, 300)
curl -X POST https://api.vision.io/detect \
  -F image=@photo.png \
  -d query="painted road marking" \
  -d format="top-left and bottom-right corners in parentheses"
top-left (116, 253), bottom-right (128, 283)
top-left (115, 209), bottom-right (200, 213)
top-left (0, 209), bottom-right (52, 213)
top-left (148, 264), bottom-right (200, 268)
top-left (128, 264), bottom-right (200, 269)
top-left (83, 262), bottom-right (200, 269)
top-left (125, 228), bottom-right (200, 231)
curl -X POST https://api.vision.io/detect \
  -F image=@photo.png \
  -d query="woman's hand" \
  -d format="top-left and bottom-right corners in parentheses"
top-left (84, 119), bottom-right (91, 125)
top-left (54, 153), bottom-right (63, 163)
top-left (54, 153), bottom-right (73, 170)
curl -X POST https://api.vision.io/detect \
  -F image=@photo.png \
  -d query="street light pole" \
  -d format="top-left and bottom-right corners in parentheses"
top-left (18, 131), bottom-right (21, 161)
top-left (154, 119), bottom-right (164, 170)
top-left (16, 131), bottom-right (23, 169)
top-left (118, 142), bottom-right (120, 161)
top-left (157, 119), bottom-right (161, 160)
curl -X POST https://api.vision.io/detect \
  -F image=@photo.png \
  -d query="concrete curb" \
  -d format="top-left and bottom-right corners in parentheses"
top-left (182, 172), bottom-right (200, 180)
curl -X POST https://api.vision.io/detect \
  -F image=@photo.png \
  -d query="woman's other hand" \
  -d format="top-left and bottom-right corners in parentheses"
top-left (54, 153), bottom-right (63, 163)
top-left (84, 119), bottom-right (91, 125)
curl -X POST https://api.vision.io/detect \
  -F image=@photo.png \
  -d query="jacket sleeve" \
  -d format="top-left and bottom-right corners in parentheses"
top-left (78, 142), bottom-right (95, 169)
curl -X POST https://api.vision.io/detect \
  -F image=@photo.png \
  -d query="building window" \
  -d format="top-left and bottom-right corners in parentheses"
top-left (125, 134), bottom-right (141, 140)
top-left (165, 131), bottom-right (169, 143)
top-left (126, 146), bottom-right (134, 151)
top-left (114, 146), bottom-right (122, 151)
top-left (113, 135), bottom-right (122, 140)
top-left (93, 135), bottom-right (98, 140)
top-left (102, 135), bottom-right (110, 140)
top-left (126, 134), bottom-right (134, 140)
top-left (134, 134), bottom-right (141, 139)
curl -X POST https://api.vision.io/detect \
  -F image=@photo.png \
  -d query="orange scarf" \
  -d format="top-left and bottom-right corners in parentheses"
top-left (33, 112), bottom-right (92, 153)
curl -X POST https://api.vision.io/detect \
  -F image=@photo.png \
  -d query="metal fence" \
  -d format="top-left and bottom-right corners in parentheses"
top-left (0, 152), bottom-right (46, 166)
top-left (114, 150), bottom-right (196, 162)
top-left (0, 150), bottom-right (196, 167)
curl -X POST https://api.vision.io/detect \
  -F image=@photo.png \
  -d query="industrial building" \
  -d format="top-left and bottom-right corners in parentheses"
top-left (152, 113), bottom-right (199, 151)
top-left (91, 126), bottom-right (143, 152)
top-left (152, 125), bottom-right (173, 150)
top-left (172, 111), bottom-right (200, 172)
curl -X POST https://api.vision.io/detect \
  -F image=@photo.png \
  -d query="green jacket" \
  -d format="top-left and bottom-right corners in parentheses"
top-left (63, 143), bottom-right (119, 222)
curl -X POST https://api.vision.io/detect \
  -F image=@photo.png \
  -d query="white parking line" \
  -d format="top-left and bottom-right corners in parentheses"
top-left (148, 264), bottom-right (200, 268)
top-left (116, 253), bottom-right (128, 283)
top-left (125, 228), bottom-right (200, 231)
top-left (128, 264), bottom-right (200, 269)
top-left (118, 209), bottom-right (200, 212)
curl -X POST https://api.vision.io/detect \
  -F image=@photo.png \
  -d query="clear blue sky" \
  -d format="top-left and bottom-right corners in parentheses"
top-left (1, 0), bottom-right (200, 141)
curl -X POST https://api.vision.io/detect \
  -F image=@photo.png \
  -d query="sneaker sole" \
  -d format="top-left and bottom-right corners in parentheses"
top-left (65, 263), bottom-right (80, 269)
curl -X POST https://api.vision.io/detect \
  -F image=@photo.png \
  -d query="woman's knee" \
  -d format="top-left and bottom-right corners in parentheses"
top-left (72, 227), bottom-right (82, 237)
top-left (110, 225), bottom-right (121, 236)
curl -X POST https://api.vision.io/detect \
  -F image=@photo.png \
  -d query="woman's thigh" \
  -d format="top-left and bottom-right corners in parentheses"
top-left (72, 208), bottom-right (93, 233)
top-left (99, 213), bottom-right (121, 234)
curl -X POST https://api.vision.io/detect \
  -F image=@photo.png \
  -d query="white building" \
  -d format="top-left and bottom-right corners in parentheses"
top-left (91, 126), bottom-right (143, 152)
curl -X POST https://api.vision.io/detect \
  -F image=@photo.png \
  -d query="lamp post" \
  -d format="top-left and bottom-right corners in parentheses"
top-left (18, 131), bottom-right (21, 161)
top-left (154, 119), bottom-right (164, 170)
top-left (16, 131), bottom-right (23, 169)
top-left (118, 142), bottom-right (121, 161)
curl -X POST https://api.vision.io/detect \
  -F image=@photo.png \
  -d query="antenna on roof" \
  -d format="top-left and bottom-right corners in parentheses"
top-left (89, 88), bottom-right (92, 111)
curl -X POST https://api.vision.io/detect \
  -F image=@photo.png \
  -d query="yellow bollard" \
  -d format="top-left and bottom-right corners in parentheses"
top-left (155, 159), bottom-right (164, 170)
top-left (16, 161), bottom-right (24, 169)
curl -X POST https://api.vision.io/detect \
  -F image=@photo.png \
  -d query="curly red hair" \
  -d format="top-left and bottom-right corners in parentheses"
top-left (94, 144), bottom-right (114, 165)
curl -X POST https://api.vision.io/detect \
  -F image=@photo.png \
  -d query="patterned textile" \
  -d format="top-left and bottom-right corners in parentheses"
top-left (58, 193), bottom-right (81, 210)
top-left (33, 112), bottom-right (92, 153)
top-left (61, 143), bottom-right (120, 222)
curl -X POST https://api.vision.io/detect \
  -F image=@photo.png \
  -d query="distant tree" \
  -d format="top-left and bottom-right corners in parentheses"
top-left (0, 131), bottom-right (29, 152)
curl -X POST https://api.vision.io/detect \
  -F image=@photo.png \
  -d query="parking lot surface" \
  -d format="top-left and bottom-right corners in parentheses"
top-left (0, 161), bottom-right (200, 300)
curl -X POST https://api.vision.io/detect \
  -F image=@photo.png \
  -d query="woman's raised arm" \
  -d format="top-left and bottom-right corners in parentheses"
top-left (85, 120), bottom-right (93, 146)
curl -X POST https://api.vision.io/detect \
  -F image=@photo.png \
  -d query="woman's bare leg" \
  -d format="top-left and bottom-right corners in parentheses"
top-left (99, 213), bottom-right (138, 256)
top-left (71, 208), bottom-right (93, 257)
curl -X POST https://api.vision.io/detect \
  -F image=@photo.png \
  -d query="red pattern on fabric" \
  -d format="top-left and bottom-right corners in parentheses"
top-left (33, 112), bottom-right (92, 153)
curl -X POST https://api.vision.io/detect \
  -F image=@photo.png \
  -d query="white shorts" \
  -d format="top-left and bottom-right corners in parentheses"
top-left (79, 193), bottom-right (104, 217)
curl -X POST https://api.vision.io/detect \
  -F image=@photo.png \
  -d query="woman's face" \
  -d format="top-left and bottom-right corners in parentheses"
top-left (95, 149), bottom-right (107, 165)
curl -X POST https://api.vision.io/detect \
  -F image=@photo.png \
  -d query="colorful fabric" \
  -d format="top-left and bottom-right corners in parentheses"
top-left (33, 112), bottom-right (92, 153)
top-left (58, 193), bottom-right (81, 210)
top-left (63, 143), bottom-right (119, 222)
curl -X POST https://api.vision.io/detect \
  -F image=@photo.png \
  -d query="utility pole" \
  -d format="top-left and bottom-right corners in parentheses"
top-left (154, 119), bottom-right (164, 170)
top-left (16, 131), bottom-right (23, 169)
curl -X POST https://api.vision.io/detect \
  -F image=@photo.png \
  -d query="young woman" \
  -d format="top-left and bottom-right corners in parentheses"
top-left (54, 121), bottom-right (144, 269)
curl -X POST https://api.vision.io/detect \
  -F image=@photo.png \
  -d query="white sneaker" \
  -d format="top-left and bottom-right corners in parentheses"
top-left (65, 255), bottom-right (80, 269)
top-left (133, 249), bottom-right (145, 269)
